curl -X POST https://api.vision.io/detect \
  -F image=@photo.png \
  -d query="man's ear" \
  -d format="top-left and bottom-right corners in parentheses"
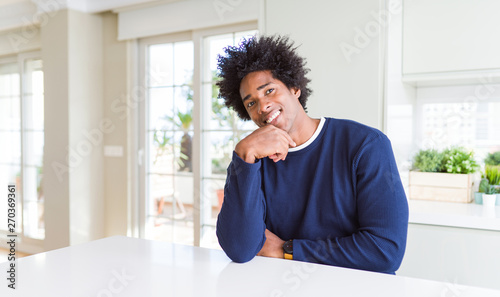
top-left (292, 87), bottom-right (301, 98)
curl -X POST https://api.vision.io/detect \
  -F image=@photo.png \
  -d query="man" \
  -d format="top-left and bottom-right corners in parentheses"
top-left (215, 35), bottom-right (409, 274)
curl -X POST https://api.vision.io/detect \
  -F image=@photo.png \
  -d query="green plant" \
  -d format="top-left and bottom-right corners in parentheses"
top-left (441, 147), bottom-right (478, 174)
top-left (210, 71), bottom-right (241, 175)
top-left (37, 166), bottom-right (43, 200)
top-left (152, 130), bottom-right (171, 164)
top-left (211, 71), bottom-right (237, 130)
top-left (412, 149), bottom-right (443, 172)
top-left (485, 151), bottom-right (500, 166)
top-left (479, 179), bottom-right (499, 195)
top-left (212, 152), bottom-right (232, 174)
top-left (152, 85), bottom-right (193, 171)
top-left (210, 134), bottom-right (240, 175)
top-left (412, 147), bottom-right (479, 174)
top-left (484, 165), bottom-right (500, 186)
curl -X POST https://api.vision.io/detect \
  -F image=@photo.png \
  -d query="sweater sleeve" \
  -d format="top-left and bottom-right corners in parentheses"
top-left (216, 151), bottom-right (267, 263)
top-left (292, 134), bottom-right (409, 274)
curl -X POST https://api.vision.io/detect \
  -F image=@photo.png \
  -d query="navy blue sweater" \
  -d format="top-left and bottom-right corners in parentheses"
top-left (216, 118), bottom-right (409, 274)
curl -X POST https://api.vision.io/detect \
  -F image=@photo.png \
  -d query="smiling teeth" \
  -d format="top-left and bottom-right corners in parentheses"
top-left (266, 110), bottom-right (281, 123)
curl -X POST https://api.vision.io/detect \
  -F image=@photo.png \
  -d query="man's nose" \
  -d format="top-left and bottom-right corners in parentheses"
top-left (258, 98), bottom-right (272, 114)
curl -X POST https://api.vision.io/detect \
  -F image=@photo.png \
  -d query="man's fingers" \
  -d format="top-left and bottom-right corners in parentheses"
top-left (269, 150), bottom-right (288, 163)
top-left (266, 124), bottom-right (295, 147)
top-left (269, 154), bottom-right (282, 162)
top-left (240, 125), bottom-right (295, 162)
top-left (276, 128), bottom-right (296, 147)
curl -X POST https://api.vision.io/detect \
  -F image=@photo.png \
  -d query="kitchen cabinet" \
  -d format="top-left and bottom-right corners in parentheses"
top-left (399, 200), bottom-right (500, 290)
top-left (402, 0), bottom-right (500, 85)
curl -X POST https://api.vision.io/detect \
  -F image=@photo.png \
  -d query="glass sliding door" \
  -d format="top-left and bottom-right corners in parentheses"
top-left (143, 37), bottom-right (195, 245)
top-left (138, 25), bottom-right (257, 247)
top-left (0, 53), bottom-right (45, 249)
top-left (199, 30), bottom-right (257, 248)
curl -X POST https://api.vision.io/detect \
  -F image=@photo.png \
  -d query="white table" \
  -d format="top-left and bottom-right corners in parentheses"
top-left (1, 236), bottom-right (499, 297)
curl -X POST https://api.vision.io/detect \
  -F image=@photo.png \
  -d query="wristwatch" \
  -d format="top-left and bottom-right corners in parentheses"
top-left (283, 239), bottom-right (293, 260)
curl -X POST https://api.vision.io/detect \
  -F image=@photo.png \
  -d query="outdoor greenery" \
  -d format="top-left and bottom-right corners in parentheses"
top-left (152, 86), bottom-right (193, 171)
top-left (212, 152), bottom-right (231, 174)
top-left (210, 73), bottom-right (238, 175)
top-left (484, 151), bottom-right (500, 166)
top-left (412, 147), bottom-right (478, 174)
top-left (211, 72), bottom-right (235, 129)
top-left (150, 70), bottom-right (245, 175)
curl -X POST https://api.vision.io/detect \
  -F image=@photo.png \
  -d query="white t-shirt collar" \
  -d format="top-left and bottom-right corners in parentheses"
top-left (288, 117), bottom-right (325, 152)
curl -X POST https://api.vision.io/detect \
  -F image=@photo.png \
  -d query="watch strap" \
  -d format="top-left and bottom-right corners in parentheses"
top-left (283, 239), bottom-right (293, 260)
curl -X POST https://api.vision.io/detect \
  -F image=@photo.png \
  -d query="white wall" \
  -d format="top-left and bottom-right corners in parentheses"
top-left (0, 26), bottom-right (41, 56)
top-left (263, 0), bottom-right (392, 130)
top-left (42, 9), bottom-right (71, 250)
top-left (68, 9), bottom-right (105, 246)
top-left (385, 0), bottom-right (416, 191)
top-left (102, 11), bottom-right (129, 237)
top-left (43, 9), bottom-right (105, 250)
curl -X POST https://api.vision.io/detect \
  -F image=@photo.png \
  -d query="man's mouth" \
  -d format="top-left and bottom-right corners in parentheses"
top-left (266, 110), bottom-right (281, 124)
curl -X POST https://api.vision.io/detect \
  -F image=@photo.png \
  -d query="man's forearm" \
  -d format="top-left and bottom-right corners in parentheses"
top-left (216, 152), bottom-right (267, 263)
top-left (291, 228), bottom-right (407, 274)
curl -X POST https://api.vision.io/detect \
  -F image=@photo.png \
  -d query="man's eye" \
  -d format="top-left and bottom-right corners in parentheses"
top-left (247, 101), bottom-right (255, 108)
top-left (266, 88), bottom-right (274, 95)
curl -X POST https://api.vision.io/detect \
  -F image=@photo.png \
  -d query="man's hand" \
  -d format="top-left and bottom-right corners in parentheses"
top-left (234, 125), bottom-right (296, 164)
top-left (257, 229), bottom-right (285, 259)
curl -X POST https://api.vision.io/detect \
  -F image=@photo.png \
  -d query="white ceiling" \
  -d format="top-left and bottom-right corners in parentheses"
top-left (0, 0), bottom-right (27, 5)
top-left (63, 0), bottom-right (171, 13)
top-left (0, 0), bottom-right (182, 14)
top-left (0, 0), bottom-right (182, 32)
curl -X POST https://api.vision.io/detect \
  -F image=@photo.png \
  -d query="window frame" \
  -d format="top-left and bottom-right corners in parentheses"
top-left (0, 50), bottom-right (45, 253)
top-left (136, 22), bottom-right (257, 246)
top-left (196, 25), bottom-right (259, 247)
top-left (414, 87), bottom-right (500, 153)
top-left (138, 31), bottom-right (193, 241)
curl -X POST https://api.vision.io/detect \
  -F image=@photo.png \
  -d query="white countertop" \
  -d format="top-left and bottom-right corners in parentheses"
top-left (409, 200), bottom-right (500, 231)
top-left (1, 236), bottom-right (499, 296)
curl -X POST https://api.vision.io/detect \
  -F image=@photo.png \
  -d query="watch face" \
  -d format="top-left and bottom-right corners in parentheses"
top-left (283, 240), bottom-right (293, 254)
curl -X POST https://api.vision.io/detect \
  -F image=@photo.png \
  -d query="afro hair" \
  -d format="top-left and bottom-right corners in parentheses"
top-left (216, 35), bottom-right (312, 121)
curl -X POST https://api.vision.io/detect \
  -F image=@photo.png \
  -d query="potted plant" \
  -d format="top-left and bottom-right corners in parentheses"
top-left (475, 165), bottom-right (500, 205)
top-left (152, 87), bottom-right (193, 172)
top-left (479, 178), bottom-right (499, 207)
top-left (168, 110), bottom-right (193, 172)
top-left (409, 147), bottom-right (479, 203)
top-left (487, 165), bottom-right (500, 205)
top-left (168, 86), bottom-right (194, 172)
top-left (484, 151), bottom-right (500, 205)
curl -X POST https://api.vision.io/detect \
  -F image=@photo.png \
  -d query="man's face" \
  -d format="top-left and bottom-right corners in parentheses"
top-left (239, 70), bottom-right (302, 133)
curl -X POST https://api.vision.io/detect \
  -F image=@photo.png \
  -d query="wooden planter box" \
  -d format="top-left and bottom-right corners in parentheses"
top-left (409, 171), bottom-right (475, 203)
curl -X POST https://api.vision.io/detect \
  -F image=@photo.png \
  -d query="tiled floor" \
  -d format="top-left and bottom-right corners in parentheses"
top-left (151, 201), bottom-right (222, 250)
